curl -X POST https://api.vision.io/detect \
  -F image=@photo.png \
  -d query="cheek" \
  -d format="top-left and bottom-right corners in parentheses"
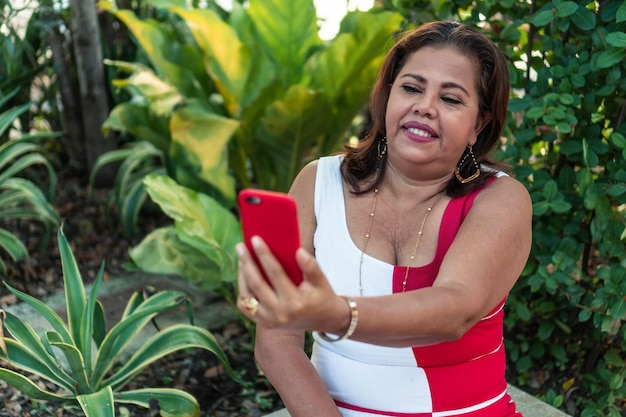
top-left (384, 99), bottom-right (404, 134)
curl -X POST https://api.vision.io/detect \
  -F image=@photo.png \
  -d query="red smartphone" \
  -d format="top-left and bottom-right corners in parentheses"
top-left (238, 189), bottom-right (303, 286)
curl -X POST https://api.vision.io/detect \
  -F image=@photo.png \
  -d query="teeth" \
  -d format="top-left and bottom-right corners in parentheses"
top-left (407, 127), bottom-right (433, 137)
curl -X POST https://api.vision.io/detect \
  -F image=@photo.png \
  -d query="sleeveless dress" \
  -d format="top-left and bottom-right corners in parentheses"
top-left (310, 155), bottom-right (521, 417)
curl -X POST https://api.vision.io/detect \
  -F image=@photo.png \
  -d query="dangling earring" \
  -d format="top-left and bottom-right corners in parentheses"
top-left (455, 144), bottom-right (481, 183)
top-left (377, 137), bottom-right (387, 160)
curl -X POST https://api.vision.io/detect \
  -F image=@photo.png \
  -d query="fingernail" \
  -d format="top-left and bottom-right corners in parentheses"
top-left (235, 243), bottom-right (246, 256)
top-left (251, 236), bottom-right (262, 248)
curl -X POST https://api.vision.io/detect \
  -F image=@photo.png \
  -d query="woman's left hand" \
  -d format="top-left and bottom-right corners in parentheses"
top-left (236, 236), bottom-right (349, 334)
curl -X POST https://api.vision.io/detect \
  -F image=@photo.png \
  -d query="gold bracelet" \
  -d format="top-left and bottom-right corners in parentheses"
top-left (319, 295), bottom-right (358, 342)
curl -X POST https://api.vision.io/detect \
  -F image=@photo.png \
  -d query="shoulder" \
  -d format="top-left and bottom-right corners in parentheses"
top-left (473, 175), bottom-right (532, 220)
top-left (289, 160), bottom-right (320, 252)
top-left (289, 159), bottom-right (318, 199)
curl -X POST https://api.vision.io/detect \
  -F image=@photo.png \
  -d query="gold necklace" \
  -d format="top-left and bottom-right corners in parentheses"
top-left (358, 188), bottom-right (438, 295)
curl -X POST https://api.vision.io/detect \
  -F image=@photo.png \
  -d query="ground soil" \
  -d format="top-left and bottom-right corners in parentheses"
top-left (0, 167), bottom-right (284, 416)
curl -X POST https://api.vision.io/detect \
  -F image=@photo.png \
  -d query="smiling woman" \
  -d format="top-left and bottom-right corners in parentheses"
top-left (237, 20), bottom-right (533, 417)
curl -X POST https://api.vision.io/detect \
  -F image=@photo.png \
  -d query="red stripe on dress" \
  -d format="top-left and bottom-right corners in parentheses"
top-left (336, 392), bottom-right (522, 417)
top-left (335, 400), bottom-right (431, 416)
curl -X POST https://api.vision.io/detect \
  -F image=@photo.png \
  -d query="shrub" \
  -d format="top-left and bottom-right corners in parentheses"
top-left (0, 90), bottom-right (61, 275)
top-left (0, 228), bottom-right (238, 417)
top-left (378, 1), bottom-right (626, 415)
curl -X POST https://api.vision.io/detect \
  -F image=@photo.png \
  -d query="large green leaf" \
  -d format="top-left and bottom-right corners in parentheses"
top-left (103, 102), bottom-right (171, 152)
top-left (142, 174), bottom-right (241, 280)
top-left (596, 47), bottom-right (626, 69)
top-left (0, 228), bottom-right (28, 262)
top-left (90, 290), bottom-right (189, 386)
top-left (58, 228), bottom-right (87, 350)
top-left (77, 386), bottom-right (115, 417)
top-left (256, 85), bottom-right (330, 191)
top-left (110, 63), bottom-right (185, 117)
top-left (3, 282), bottom-right (73, 343)
top-left (116, 388), bottom-right (200, 417)
top-left (128, 227), bottom-right (226, 288)
top-left (0, 102), bottom-right (30, 137)
top-left (305, 10), bottom-right (403, 102)
top-left (48, 341), bottom-right (91, 394)
top-left (247, 0), bottom-right (322, 85)
top-left (100, 5), bottom-right (204, 100)
top-left (0, 338), bottom-right (74, 390)
top-left (169, 102), bottom-right (239, 204)
top-left (167, 8), bottom-right (251, 116)
top-left (105, 324), bottom-right (235, 390)
top-left (0, 368), bottom-right (70, 402)
top-left (0, 178), bottom-right (60, 225)
top-left (80, 263), bottom-right (106, 376)
top-left (1, 312), bottom-right (75, 391)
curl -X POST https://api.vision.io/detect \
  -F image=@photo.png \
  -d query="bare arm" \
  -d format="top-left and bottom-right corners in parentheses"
top-left (249, 161), bottom-right (341, 416)
top-left (239, 175), bottom-right (531, 348)
top-left (351, 176), bottom-right (532, 345)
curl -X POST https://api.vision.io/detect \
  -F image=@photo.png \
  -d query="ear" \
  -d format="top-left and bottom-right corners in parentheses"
top-left (474, 111), bottom-right (492, 137)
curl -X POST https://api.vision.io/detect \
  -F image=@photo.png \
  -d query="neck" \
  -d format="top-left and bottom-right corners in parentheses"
top-left (379, 163), bottom-right (449, 206)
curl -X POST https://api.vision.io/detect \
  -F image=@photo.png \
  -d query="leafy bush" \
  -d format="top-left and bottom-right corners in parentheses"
top-left (0, 90), bottom-right (61, 275)
top-left (378, 0), bottom-right (626, 415)
top-left (97, 0), bottom-right (403, 298)
top-left (90, 141), bottom-right (165, 237)
top-left (0, 229), bottom-right (237, 417)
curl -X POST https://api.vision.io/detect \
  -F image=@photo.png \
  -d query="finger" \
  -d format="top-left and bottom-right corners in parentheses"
top-left (236, 242), bottom-right (276, 306)
top-left (250, 236), bottom-right (299, 293)
top-left (235, 243), bottom-right (253, 297)
top-left (296, 248), bottom-right (328, 288)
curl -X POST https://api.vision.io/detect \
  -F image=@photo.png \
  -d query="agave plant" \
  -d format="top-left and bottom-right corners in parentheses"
top-left (0, 89), bottom-right (61, 275)
top-left (0, 228), bottom-right (238, 417)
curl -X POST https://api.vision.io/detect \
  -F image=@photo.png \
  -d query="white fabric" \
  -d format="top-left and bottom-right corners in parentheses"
top-left (311, 155), bottom-right (433, 412)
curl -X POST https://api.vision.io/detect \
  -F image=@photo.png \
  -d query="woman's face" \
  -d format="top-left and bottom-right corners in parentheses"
top-left (384, 46), bottom-right (485, 179)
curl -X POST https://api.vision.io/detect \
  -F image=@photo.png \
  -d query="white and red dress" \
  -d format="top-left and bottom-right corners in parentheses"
top-left (310, 155), bottom-right (521, 417)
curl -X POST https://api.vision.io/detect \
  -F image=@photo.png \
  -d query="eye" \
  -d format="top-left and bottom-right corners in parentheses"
top-left (401, 84), bottom-right (422, 94)
top-left (442, 96), bottom-right (463, 105)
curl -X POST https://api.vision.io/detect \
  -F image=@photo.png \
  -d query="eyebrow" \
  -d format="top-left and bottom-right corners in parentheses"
top-left (400, 74), bottom-right (471, 96)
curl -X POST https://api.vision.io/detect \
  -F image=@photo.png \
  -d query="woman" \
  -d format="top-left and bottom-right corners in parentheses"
top-left (236, 21), bottom-right (532, 417)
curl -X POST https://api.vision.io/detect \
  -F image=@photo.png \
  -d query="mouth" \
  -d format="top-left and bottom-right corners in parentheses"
top-left (403, 122), bottom-right (439, 141)
top-left (406, 127), bottom-right (437, 138)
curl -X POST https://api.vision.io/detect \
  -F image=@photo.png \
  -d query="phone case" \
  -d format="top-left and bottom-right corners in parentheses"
top-left (238, 189), bottom-right (303, 286)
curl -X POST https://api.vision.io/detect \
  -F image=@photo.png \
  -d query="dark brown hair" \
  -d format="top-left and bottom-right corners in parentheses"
top-left (342, 21), bottom-right (510, 197)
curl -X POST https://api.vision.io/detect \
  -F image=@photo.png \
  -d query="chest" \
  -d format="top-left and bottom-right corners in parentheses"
top-left (344, 192), bottom-right (449, 267)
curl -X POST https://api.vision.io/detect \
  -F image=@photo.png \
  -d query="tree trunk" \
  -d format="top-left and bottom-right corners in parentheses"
top-left (47, 22), bottom-right (86, 172)
top-left (69, 0), bottom-right (116, 185)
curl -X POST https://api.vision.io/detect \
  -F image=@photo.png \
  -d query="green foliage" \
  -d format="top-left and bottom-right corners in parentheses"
top-left (0, 229), bottom-right (238, 417)
top-left (90, 141), bottom-right (165, 237)
top-left (130, 174), bottom-right (241, 295)
top-left (0, 1), bottom-right (61, 140)
top-left (96, 0), bottom-right (625, 413)
top-left (97, 0), bottom-right (403, 297)
top-left (377, 0), bottom-right (626, 414)
top-left (0, 90), bottom-right (61, 275)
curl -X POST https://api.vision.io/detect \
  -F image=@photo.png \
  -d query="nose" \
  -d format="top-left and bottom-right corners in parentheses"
top-left (412, 92), bottom-right (438, 118)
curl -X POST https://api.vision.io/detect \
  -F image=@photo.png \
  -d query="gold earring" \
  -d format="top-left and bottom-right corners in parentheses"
top-left (377, 137), bottom-right (387, 160)
top-left (455, 145), bottom-right (481, 183)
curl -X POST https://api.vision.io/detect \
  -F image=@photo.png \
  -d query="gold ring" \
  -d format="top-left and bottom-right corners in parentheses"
top-left (240, 297), bottom-right (259, 315)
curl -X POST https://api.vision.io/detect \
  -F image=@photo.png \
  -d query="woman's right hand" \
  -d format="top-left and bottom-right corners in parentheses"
top-left (236, 236), bottom-right (351, 336)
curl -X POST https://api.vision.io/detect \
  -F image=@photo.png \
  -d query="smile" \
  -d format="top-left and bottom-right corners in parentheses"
top-left (407, 127), bottom-right (435, 137)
